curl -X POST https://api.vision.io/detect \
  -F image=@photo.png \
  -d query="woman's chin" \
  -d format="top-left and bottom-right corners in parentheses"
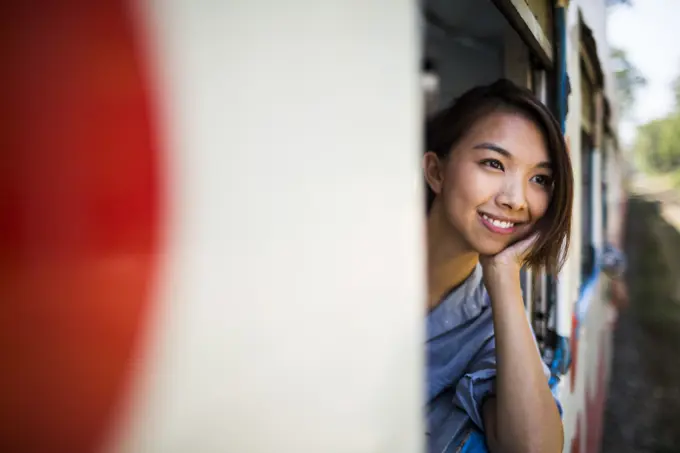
top-left (471, 239), bottom-right (510, 257)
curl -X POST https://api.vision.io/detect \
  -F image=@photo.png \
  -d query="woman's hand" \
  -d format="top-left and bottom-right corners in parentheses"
top-left (479, 233), bottom-right (539, 292)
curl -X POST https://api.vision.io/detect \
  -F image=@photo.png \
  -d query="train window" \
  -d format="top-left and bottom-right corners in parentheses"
top-left (527, 68), bottom-right (552, 350)
top-left (601, 139), bottom-right (609, 237)
top-left (421, 0), bottom-right (551, 350)
top-left (580, 59), bottom-right (597, 282)
top-left (581, 131), bottom-right (595, 279)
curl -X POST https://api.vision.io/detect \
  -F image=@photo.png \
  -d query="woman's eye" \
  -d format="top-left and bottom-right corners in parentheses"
top-left (480, 159), bottom-right (504, 170)
top-left (531, 174), bottom-right (553, 187)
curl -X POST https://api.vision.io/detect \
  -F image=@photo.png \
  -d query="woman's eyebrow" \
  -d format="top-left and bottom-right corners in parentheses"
top-left (473, 142), bottom-right (552, 170)
top-left (473, 142), bottom-right (511, 158)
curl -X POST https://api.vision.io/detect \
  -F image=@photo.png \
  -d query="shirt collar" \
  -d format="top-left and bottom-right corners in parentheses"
top-left (426, 264), bottom-right (489, 341)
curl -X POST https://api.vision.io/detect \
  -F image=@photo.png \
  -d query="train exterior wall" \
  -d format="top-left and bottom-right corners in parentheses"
top-left (558, 2), bottom-right (623, 452)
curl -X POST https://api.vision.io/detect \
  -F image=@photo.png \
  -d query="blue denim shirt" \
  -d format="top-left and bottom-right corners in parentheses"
top-left (426, 264), bottom-right (559, 453)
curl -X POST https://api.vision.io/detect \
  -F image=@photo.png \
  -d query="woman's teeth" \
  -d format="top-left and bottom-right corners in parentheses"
top-left (482, 214), bottom-right (514, 229)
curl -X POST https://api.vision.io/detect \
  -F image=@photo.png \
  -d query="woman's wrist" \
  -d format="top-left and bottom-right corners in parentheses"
top-left (483, 264), bottom-right (522, 299)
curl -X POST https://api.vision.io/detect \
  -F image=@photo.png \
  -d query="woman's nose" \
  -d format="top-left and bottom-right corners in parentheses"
top-left (496, 178), bottom-right (527, 212)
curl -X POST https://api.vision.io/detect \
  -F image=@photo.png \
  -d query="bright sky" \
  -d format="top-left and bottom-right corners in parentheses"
top-left (607, 0), bottom-right (680, 145)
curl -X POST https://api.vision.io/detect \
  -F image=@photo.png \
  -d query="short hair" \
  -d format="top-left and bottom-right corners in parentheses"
top-left (425, 79), bottom-right (573, 274)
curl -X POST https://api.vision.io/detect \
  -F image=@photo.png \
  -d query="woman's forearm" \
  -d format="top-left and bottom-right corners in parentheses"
top-left (486, 273), bottom-right (563, 453)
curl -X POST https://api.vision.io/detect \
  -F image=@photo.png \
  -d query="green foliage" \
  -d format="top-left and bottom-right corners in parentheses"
top-left (635, 114), bottom-right (680, 176)
top-left (634, 64), bottom-right (680, 183)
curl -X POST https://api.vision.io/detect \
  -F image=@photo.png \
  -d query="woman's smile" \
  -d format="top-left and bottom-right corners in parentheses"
top-left (478, 212), bottom-right (522, 235)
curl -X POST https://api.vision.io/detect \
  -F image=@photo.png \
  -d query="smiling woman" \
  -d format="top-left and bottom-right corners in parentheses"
top-left (425, 79), bottom-right (573, 273)
top-left (423, 79), bottom-right (573, 453)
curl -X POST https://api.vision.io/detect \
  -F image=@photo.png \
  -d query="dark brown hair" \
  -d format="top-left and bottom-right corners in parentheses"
top-left (425, 79), bottom-right (573, 274)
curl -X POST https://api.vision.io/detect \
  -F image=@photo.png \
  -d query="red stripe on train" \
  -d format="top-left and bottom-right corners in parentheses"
top-left (0, 2), bottom-right (161, 452)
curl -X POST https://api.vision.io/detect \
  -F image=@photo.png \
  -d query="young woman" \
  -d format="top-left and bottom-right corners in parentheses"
top-left (424, 79), bottom-right (573, 453)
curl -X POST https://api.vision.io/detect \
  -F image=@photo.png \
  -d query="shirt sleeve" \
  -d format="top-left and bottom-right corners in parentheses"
top-left (454, 330), bottom-right (563, 432)
top-left (453, 336), bottom-right (497, 431)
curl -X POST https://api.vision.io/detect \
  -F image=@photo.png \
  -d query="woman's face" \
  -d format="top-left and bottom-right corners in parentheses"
top-left (427, 110), bottom-right (553, 256)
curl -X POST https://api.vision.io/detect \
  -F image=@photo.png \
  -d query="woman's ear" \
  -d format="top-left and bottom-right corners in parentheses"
top-left (423, 151), bottom-right (444, 196)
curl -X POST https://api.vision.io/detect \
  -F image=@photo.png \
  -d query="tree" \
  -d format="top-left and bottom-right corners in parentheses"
top-left (635, 63), bottom-right (680, 178)
top-left (635, 114), bottom-right (680, 174)
top-left (610, 47), bottom-right (647, 119)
